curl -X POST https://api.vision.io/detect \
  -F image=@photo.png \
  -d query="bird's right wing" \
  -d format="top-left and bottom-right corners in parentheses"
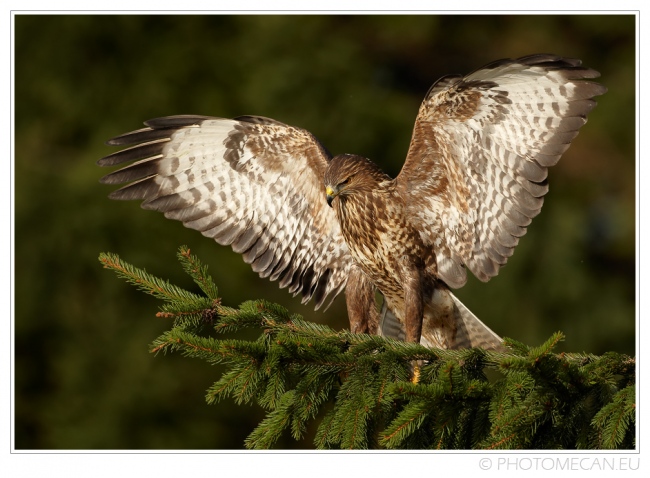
top-left (396, 55), bottom-right (606, 288)
top-left (98, 115), bottom-right (353, 309)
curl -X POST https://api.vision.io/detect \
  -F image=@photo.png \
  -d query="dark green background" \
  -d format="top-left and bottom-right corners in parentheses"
top-left (15, 14), bottom-right (635, 449)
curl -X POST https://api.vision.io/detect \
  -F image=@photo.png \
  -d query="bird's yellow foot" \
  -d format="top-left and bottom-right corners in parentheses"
top-left (411, 363), bottom-right (421, 384)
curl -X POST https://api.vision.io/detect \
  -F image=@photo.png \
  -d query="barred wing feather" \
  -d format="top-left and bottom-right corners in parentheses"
top-left (397, 55), bottom-right (607, 288)
top-left (98, 115), bottom-right (353, 309)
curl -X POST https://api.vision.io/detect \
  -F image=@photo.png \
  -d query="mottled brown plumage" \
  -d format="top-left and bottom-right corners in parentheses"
top-left (99, 54), bottom-right (606, 350)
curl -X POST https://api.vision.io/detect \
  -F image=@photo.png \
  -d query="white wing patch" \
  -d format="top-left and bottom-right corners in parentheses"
top-left (99, 115), bottom-right (352, 309)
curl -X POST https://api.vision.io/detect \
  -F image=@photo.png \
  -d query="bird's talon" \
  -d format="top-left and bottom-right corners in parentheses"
top-left (411, 362), bottom-right (421, 384)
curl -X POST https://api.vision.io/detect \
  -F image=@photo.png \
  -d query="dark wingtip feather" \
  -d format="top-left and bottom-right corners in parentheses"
top-left (481, 55), bottom-right (589, 76)
top-left (104, 115), bottom-right (214, 147)
top-left (106, 128), bottom-right (175, 147)
top-left (99, 158), bottom-right (162, 185)
top-left (105, 127), bottom-right (150, 146)
top-left (143, 115), bottom-right (213, 129)
top-left (580, 82), bottom-right (608, 97)
top-left (234, 115), bottom-right (289, 127)
top-left (107, 176), bottom-right (159, 201)
top-left (311, 268), bottom-right (332, 309)
top-left (518, 53), bottom-right (581, 67)
top-left (97, 141), bottom-right (166, 167)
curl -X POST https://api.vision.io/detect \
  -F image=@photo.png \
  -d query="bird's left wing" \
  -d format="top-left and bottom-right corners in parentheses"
top-left (396, 55), bottom-right (606, 288)
top-left (98, 115), bottom-right (352, 309)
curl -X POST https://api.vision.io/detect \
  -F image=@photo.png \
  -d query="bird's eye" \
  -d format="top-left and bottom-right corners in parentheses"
top-left (340, 177), bottom-right (351, 186)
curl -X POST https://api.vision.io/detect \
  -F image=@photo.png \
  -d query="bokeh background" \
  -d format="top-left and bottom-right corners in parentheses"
top-left (14, 14), bottom-right (635, 449)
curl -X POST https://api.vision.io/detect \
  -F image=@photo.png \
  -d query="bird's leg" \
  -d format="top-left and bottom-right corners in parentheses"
top-left (401, 261), bottom-right (425, 383)
top-left (345, 265), bottom-right (379, 335)
top-left (402, 265), bottom-right (424, 344)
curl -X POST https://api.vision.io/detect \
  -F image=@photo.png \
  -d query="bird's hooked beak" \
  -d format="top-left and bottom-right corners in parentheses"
top-left (326, 186), bottom-right (337, 207)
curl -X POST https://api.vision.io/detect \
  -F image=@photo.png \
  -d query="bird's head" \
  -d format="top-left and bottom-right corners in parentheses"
top-left (324, 154), bottom-right (389, 208)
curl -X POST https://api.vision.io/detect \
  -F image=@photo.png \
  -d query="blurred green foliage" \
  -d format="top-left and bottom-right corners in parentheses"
top-left (14, 14), bottom-right (635, 449)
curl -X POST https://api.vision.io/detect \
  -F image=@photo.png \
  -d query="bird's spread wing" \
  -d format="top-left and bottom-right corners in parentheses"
top-left (98, 115), bottom-right (352, 308)
top-left (396, 55), bottom-right (607, 288)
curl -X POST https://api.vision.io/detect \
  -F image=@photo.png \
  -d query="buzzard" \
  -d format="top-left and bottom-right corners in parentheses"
top-left (98, 54), bottom-right (606, 350)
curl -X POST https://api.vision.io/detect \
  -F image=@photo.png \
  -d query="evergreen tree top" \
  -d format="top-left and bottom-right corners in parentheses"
top-left (99, 246), bottom-right (635, 450)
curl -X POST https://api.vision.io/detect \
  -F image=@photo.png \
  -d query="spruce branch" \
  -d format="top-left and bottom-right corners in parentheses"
top-left (591, 384), bottom-right (636, 449)
top-left (99, 251), bottom-right (204, 304)
top-left (176, 246), bottom-right (220, 300)
top-left (99, 247), bottom-right (636, 450)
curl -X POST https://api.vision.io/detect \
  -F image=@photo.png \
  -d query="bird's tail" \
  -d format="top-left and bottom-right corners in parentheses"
top-left (378, 291), bottom-right (504, 351)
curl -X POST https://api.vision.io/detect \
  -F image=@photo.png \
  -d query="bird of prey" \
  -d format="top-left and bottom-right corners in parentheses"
top-left (98, 54), bottom-right (606, 350)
